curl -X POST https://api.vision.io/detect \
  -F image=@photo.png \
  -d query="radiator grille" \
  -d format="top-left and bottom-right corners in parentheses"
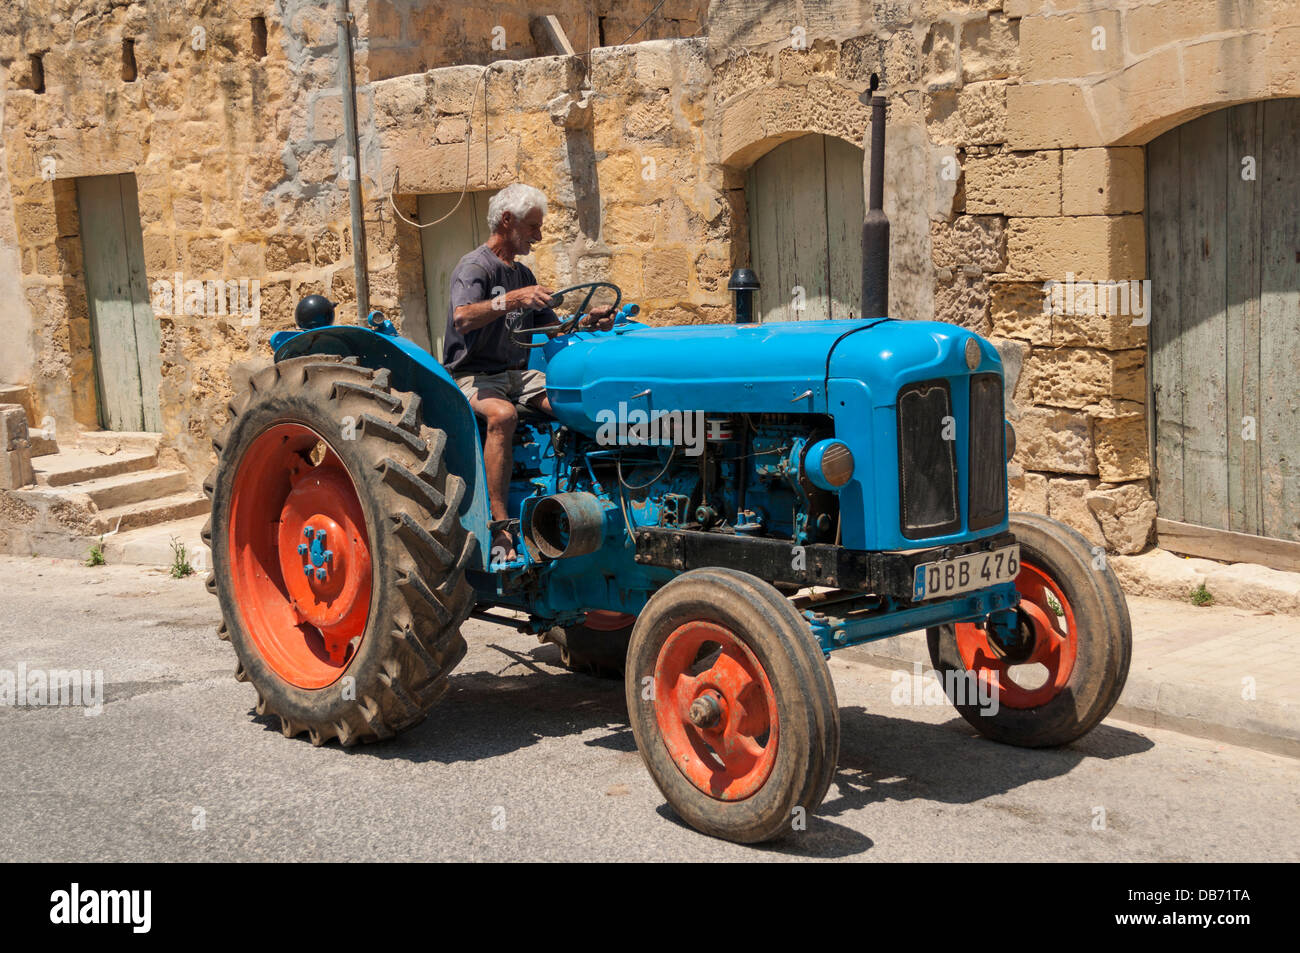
top-left (897, 380), bottom-right (960, 539)
top-left (968, 373), bottom-right (1007, 530)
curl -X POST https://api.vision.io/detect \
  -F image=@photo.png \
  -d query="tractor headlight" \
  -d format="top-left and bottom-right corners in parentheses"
top-left (965, 338), bottom-right (981, 370)
top-left (1005, 420), bottom-right (1016, 461)
top-left (804, 439), bottom-right (855, 491)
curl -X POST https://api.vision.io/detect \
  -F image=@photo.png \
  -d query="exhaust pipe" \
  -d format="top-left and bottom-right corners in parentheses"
top-left (523, 492), bottom-right (606, 560)
top-left (861, 80), bottom-right (889, 320)
top-left (729, 268), bottom-right (760, 324)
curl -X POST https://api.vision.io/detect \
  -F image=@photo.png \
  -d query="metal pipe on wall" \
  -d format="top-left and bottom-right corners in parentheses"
top-left (861, 89), bottom-right (890, 320)
top-left (337, 0), bottom-right (370, 318)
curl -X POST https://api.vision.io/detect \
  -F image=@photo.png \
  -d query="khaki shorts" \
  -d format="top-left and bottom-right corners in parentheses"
top-left (455, 368), bottom-right (549, 408)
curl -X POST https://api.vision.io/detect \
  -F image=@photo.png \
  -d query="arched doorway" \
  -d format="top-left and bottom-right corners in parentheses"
top-left (744, 134), bottom-right (865, 323)
top-left (1147, 98), bottom-right (1300, 555)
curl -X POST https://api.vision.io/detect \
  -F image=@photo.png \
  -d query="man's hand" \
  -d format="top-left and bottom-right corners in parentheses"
top-left (457, 284), bottom-right (556, 335)
top-left (581, 305), bottom-right (617, 331)
top-left (499, 284), bottom-right (555, 312)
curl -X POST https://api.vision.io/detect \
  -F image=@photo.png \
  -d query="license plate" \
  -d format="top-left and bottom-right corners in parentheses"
top-left (912, 544), bottom-right (1020, 601)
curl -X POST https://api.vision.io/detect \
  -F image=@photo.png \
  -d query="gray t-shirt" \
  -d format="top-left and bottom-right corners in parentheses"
top-left (442, 244), bottom-right (557, 374)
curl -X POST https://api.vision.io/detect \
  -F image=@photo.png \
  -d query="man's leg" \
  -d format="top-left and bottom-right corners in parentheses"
top-left (517, 369), bottom-right (552, 416)
top-left (462, 384), bottom-right (519, 562)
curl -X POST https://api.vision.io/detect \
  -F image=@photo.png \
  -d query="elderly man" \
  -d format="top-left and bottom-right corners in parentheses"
top-left (444, 183), bottom-right (614, 561)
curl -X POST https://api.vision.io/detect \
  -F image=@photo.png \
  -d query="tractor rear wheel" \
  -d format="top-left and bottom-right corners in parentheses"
top-left (625, 568), bottom-right (839, 844)
top-left (926, 512), bottom-right (1132, 748)
top-left (204, 355), bottom-right (476, 745)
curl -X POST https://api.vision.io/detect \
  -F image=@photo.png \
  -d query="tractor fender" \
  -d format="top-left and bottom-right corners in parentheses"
top-left (273, 325), bottom-right (491, 569)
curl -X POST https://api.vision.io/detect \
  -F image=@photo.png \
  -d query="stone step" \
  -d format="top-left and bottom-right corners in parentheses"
top-left (98, 513), bottom-right (211, 570)
top-left (0, 384), bottom-right (37, 430)
top-left (74, 431), bottom-right (162, 454)
top-left (33, 448), bottom-right (158, 487)
top-left (72, 467), bottom-right (192, 510)
top-left (28, 428), bottom-right (59, 457)
top-left (93, 492), bottom-right (211, 535)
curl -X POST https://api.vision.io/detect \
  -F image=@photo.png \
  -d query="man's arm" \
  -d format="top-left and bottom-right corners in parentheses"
top-left (452, 285), bottom-right (555, 335)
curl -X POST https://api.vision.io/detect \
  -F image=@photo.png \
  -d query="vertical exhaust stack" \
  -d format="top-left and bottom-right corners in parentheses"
top-left (729, 268), bottom-right (760, 324)
top-left (861, 82), bottom-right (889, 320)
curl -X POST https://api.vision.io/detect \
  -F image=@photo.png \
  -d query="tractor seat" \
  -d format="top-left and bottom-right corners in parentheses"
top-left (515, 402), bottom-right (553, 427)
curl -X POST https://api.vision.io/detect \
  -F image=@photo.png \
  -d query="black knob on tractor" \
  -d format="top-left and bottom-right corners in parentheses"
top-left (295, 294), bottom-right (336, 330)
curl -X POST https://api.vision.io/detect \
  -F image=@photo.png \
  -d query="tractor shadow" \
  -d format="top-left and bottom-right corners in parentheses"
top-left (273, 639), bottom-right (638, 765)
top-left (256, 628), bottom-right (1154, 858)
top-left (645, 711), bottom-right (1152, 859)
top-left (820, 704), bottom-right (1152, 817)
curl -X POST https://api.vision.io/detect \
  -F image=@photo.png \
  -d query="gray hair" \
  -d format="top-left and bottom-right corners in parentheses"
top-left (487, 183), bottom-right (548, 231)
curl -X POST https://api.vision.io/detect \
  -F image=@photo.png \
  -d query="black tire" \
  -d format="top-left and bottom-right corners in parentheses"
top-left (625, 568), bottom-right (839, 844)
top-left (544, 615), bottom-right (634, 678)
top-left (926, 512), bottom-right (1132, 747)
top-left (203, 355), bottom-right (477, 746)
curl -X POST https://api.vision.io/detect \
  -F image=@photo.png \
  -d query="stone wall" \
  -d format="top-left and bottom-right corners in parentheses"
top-left (2, 0), bottom-right (1298, 559)
top-left (370, 40), bottom-right (730, 350)
top-left (365, 0), bottom-right (709, 80)
top-left (0, 0), bottom-right (377, 475)
top-left (0, 83), bottom-right (35, 388)
top-left (703, 0), bottom-right (1297, 555)
top-left (989, 0), bottom-right (1298, 553)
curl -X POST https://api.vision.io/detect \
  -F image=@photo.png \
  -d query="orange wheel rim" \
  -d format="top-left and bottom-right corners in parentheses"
top-left (955, 561), bottom-right (1079, 709)
top-left (654, 621), bottom-right (778, 801)
top-left (582, 610), bottom-right (635, 631)
top-left (228, 423), bottom-right (372, 690)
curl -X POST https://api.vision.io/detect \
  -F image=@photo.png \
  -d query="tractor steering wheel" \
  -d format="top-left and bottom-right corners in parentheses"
top-left (511, 281), bottom-right (623, 348)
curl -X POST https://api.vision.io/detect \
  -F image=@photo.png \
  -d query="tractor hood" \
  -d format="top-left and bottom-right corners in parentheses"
top-left (540, 317), bottom-right (1000, 437)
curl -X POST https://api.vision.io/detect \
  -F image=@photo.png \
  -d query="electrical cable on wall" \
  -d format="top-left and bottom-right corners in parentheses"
top-left (386, 2), bottom-right (686, 233)
top-left (621, 0), bottom-right (670, 45)
top-left (386, 63), bottom-right (491, 231)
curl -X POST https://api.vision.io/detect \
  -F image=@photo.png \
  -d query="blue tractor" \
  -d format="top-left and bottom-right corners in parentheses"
top-left (204, 99), bottom-right (1131, 844)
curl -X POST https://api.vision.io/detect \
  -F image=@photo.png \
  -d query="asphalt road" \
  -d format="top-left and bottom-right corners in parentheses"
top-left (1, 556), bottom-right (1295, 862)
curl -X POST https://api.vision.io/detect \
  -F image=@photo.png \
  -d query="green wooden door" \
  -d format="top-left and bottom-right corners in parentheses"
top-left (1147, 99), bottom-right (1300, 543)
top-left (76, 173), bottom-right (162, 433)
top-left (419, 190), bottom-right (498, 362)
top-left (745, 134), bottom-right (866, 323)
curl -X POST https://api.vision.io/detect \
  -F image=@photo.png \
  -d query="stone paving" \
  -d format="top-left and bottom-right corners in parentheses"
top-left (1125, 597), bottom-right (1298, 699)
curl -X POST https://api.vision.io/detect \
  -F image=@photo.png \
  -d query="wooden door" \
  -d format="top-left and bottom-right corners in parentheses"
top-left (419, 189), bottom-right (498, 362)
top-left (1147, 99), bottom-right (1300, 545)
top-left (745, 134), bottom-right (866, 323)
top-left (76, 173), bottom-right (162, 433)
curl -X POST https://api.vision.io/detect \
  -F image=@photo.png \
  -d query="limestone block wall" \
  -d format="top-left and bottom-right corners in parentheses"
top-left (369, 38), bottom-right (731, 349)
top-left (0, 0), bottom-right (380, 477)
top-left (0, 83), bottom-right (34, 388)
top-left (365, 0), bottom-right (710, 81)
top-left (0, 3), bottom-right (720, 485)
top-left (1, 0), bottom-right (1296, 561)
top-left (706, 0), bottom-right (1299, 555)
top-left (991, 0), bottom-right (1300, 553)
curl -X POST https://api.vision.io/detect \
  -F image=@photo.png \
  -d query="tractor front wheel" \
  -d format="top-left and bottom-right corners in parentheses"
top-left (625, 568), bottom-right (839, 843)
top-left (204, 355), bottom-right (476, 745)
top-left (926, 512), bottom-right (1132, 747)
